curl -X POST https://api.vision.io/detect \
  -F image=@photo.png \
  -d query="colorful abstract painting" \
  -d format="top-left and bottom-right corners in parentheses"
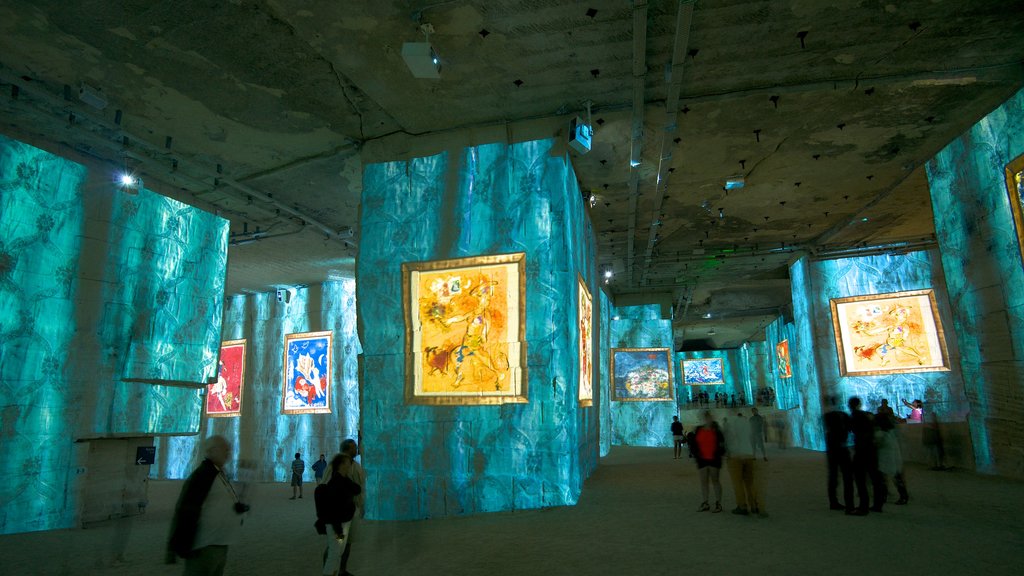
top-left (611, 348), bottom-right (673, 401)
top-left (1005, 153), bottom-right (1024, 268)
top-left (206, 340), bottom-right (245, 417)
top-left (578, 276), bottom-right (593, 407)
top-left (830, 289), bottom-right (949, 376)
top-left (403, 253), bottom-right (527, 405)
top-left (682, 358), bottom-right (725, 385)
top-left (776, 339), bottom-right (792, 379)
top-left (282, 331), bottom-right (332, 414)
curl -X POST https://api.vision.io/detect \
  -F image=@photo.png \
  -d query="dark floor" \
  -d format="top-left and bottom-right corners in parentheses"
top-left (2, 444), bottom-right (1022, 575)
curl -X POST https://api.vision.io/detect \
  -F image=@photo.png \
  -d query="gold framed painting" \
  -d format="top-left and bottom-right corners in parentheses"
top-left (829, 289), bottom-right (950, 377)
top-left (1005, 152), bottom-right (1024, 267)
top-left (402, 252), bottom-right (527, 405)
top-left (775, 339), bottom-right (792, 379)
top-left (206, 339), bottom-right (246, 417)
top-left (611, 348), bottom-right (673, 402)
top-left (282, 330), bottom-right (333, 415)
top-left (578, 274), bottom-right (593, 407)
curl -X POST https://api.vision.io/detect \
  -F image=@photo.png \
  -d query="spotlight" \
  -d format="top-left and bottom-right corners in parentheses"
top-left (588, 193), bottom-right (597, 208)
top-left (604, 270), bottom-right (613, 279)
top-left (118, 172), bottom-right (142, 194)
top-left (703, 313), bottom-right (712, 319)
top-left (120, 174), bottom-right (136, 186)
top-left (402, 42), bottom-right (442, 78)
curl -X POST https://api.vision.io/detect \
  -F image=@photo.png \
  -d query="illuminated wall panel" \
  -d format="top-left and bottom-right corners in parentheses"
top-left (598, 289), bottom-right (613, 456)
top-left (359, 139), bottom-right (600, 520)
top-left (926, 87), bottom-right (1024, 475)
top-left (0, 134), bottom-right (228, 534)
top-left (785, 252), bottom-right (966, 451)
top-left (608, 304), bottom-right (674, 447)
top-left (677, 347), bottom-right (760, 407)
top-left (154, 280), bottom-right (361, 482)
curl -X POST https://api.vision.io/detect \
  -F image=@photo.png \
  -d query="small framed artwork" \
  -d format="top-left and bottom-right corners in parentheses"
top-left (682, 358), bottom-right (725, 385)
top-left (578, 275), bottom-right (594, 407)
top-left (1005, 152), bottom-right (1024, 268)
top-left (611, 348), bottom-right (673, 401)
top-left (282, 330), bottom-right (332, 414)
top-left (776, 340), bottom-right (792, 379)
top-left (206, 339), bottom-right (246, 417)
top-left (829, 289), bottom-right (950, 376)
top-left (402, 252), bottom-right (527, 405)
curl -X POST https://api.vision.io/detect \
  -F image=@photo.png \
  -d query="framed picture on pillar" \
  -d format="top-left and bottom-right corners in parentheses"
top-left (282, 331), bottom-right (332, 414)
top-left (829, 289), bottom-right (950, 377)
top-left (682, 358), bottom-right (725, 385)
top-left (206, 339), bottom-right (246, 417)
top-left (775, 340), bottom-right (793, 379)
top-left (611, 348), bottom-right (673, 401)
top-left (402, 252), bottom-right (527, 405)
top-left (1005, 152), bottom-right (1024, 267)
top-left (578, 275), bottom-right (594, 407)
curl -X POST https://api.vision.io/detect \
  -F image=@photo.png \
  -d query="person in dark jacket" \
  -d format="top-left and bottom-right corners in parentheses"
top-left (691, 410), bottom-right (726, 513)
top-left (315, 453), bottom-right (362, 576)
top-left (166, 435), bottom-right (248, 576)
top-left (824, 396), bottom-right (853, 512)
top-left (847, 396), bottom-right (878, 515)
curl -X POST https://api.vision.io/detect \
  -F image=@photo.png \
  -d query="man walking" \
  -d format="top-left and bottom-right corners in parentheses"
top-left (313, 453), bottom-right (328, 484)
top-left (335, 438), bottom-right (365, 576)
top-left (671, 416), bottom-right (685, 459)
top-left (166, 435), bottom-right (248, 576)
top-left (749, 407), bottom-right (768, 461)
top-left (824, 396), bottom-right (853, 512)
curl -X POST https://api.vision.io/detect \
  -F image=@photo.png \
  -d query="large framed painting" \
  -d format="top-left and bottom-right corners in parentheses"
top-left (402, 252), bottom-right (527, 405)
top-left (206, 339), bottom-right (245, 417)
top-left (830, 289), bottom-right (950, 376)
top-left (282, 330), bottom-right (332, 414)
top-left (776, 340), bottom-right (792, 379)
top-left (1005, 152), bottom-right (1024, 268)
top-left (682, 358), bottom-right (725, 385)
top-left (611, 348), bottom-right (673, 402)
top-left (578, 275), bottom-right (593, 407)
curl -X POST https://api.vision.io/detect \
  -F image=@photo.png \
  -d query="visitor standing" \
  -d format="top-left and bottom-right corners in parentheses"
top-left (749, 407), bottom-right (768, 461)
top-left (671, 416), bottom-right (685, 459)
top-left (165, 435), bottom-right (248, 576)
top-left (334, 438), bottom-right (365, 576)
top-left (313, 454), bottom-right (328, 484)
top-left (875, 413), bottom-right (909, 506)
top-left (725, 411), bottom-right (763, 516)
top-left (315, 454), bottom-right (362, 576)
top-left (290, 453), bottom-right (305, 499)
top-left (824, 396), bottom-right (853, 512)
top-left (692, 411), bottom-right (725, 513)
top-left (847, 397), bottom-right (876, 515)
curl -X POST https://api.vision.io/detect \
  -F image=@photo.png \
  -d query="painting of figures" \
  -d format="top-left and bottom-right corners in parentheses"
top-left (403, 253), bottom-right (527, 405)
top-left (206, 339), bottom-right (245, 417)
top-left (611, 348), bottom-right (673, 401)
top-left (683, 358), bottom-right (725, 385)
top-left (776, 340), bottom-right (792, 379)
top-left (830, 289), bottom-right (949, 376)
top-left (578, 276), bottom-right (593, 407)
top-left (282, 331), bottom-right (332, 414)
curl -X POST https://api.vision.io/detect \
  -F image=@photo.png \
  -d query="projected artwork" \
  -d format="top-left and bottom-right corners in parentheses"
top-left (683, 358), bottom-right (725, 385)
top-left (283, 331), bottom-right (332, 414)
top-left (1005, 153), bottom-right (1024, 267)
top-left (611, 348), bottom-right (673, 401)
top-left (776, 340), bottom-right (792, 379)
top-left (206, 340), bottom-right (245, 417)
top-left (578, 276), bottom-right (593, 407)
top-left (830, 289), bottom-right (949, 376)
top-left (403, 253), bottom-right (527, 405)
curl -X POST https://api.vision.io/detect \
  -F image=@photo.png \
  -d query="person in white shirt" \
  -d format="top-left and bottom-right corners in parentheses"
top-left (166, 435), bottom-right (248, 576)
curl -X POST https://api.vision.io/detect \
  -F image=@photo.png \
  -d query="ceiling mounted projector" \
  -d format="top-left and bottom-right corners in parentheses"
top-left (402, 42), bottom-right (441, 79)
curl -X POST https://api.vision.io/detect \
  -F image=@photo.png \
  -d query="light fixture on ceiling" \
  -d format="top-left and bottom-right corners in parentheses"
top-left (708, 328), bottom-right (716, 336)
top-left (604, 269), bottom-right (613, 279)
top-left (725, 176), bottom-right (745, 190)
top-left (402, 23), bottom-right (441, 79)
top-left (703, 312), bottom-right (712, 319)
top-left (118, 171), bottom-right (142, 194)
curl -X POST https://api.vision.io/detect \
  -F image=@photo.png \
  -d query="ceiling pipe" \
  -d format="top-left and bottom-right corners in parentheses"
top-left (626, 0), bottom-right (648, 285)
top-left (641, 0), bottom-right (696, 284)
top-left (0, 68), bottom-right (356, 247)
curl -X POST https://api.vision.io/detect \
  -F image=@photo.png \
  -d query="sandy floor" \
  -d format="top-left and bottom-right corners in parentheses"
top-left (2, 445), bottom-right (1022, 576)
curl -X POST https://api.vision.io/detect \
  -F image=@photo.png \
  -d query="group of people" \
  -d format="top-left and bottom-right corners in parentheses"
top-left (166, 436), bottom-right (365, 576)
top-left (687, 390), bottom-right (747, 409)
top-left (825, 396), bottom-right (910, 515)
top-left (672, 408), bottom-right (770, 517)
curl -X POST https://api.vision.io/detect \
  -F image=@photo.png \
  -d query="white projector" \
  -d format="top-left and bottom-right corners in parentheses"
top-left (401, 42), bottom-right (441, 79)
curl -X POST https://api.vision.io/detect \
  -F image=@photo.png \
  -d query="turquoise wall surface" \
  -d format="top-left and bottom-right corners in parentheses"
top-left (0, 135), bottom-right (228, 533)
top-left (358, 138), bottom-right (600, 520)
top-left (155, 280), bottom-right (361, 481)
top-left (598, 289), bottom-right (613, 456)
top-left (764, 317), bottom-right (800, 410)
top-left (785, 251), bottom-right (965, 451)
top-left (677, 347), bottom-right (759, 408)
top-left (926, 87), bottom-right (1024, 474)
top-left (608, 304), bottom-right (675, 447)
